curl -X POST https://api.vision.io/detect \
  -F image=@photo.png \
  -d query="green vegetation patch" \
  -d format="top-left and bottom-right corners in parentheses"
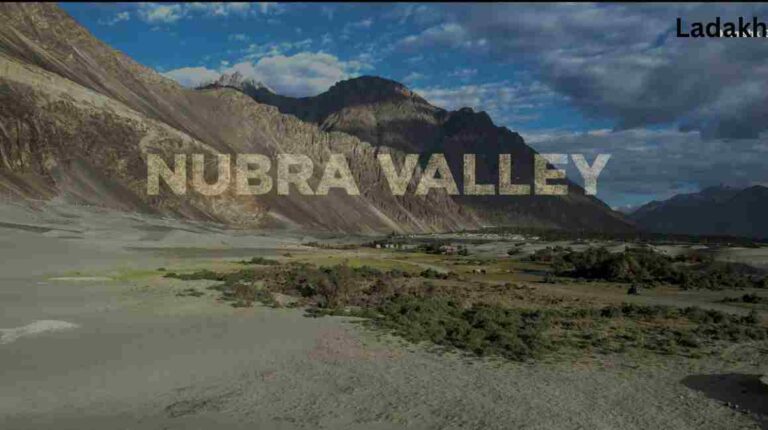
top-left (551, 303), bottom-right (766, 355)
top-left (533, 246), bottom-right (767, 289)
top-left (163, 260), bottom-right (768, 362)
top-left (360, 299), bottom-right (766, 360)
top-left (369, 296), bottom-right (550, 361)
top-left (239, 257), bottom-right (280, 266)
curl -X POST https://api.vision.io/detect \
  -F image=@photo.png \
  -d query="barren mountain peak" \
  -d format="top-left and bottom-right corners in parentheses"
top-left (326, 75), bottom-right (423, 103)
top-left (206, 72), bottom-right (273, 93)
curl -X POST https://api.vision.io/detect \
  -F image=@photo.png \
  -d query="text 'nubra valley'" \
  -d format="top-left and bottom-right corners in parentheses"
top-left (147, 153), bottom-right (611, 197)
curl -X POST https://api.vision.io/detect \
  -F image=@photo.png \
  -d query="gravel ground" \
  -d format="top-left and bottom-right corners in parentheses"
top-left (0, 201), bottom-right (766, 429)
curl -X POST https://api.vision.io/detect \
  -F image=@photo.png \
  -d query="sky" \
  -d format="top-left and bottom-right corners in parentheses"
top-left (60, 3), bottom-right (768, 210)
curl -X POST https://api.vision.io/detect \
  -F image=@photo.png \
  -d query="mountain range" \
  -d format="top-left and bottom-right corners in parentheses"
top-left (203, 72), bottom-right (632, 232)
top-left (630, 185), bottom-right (768, 239)
top-left (0, 3), bottom-right (631, 234)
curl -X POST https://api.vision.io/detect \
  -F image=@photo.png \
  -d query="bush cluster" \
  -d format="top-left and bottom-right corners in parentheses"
top-left (240, 256), bottom-right (279, 265)
top-left (372, 296), bottom-right (550, 361)
top-left (538, 246), bottom-right (767, 289)
top-left (164, 260), bottom-right (767, 361)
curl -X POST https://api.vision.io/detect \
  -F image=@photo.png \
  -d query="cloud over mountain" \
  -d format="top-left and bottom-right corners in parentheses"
top-left (399, 3), bottom-right (768, 140)
top-left (163, 52), bottom-right (370, 96)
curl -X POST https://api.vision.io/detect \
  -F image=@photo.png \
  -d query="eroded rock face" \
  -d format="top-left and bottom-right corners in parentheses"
top-left (0, 3), bottom-right (479, 233)
top-left (244, 76), bottom-right (633, 232)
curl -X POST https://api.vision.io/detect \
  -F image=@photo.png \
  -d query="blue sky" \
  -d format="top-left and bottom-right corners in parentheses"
top-left (60, 3), bottom-right (768, 209)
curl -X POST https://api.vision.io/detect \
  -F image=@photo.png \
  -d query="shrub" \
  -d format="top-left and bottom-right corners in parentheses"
top-left (317, 264), bottom-right (355, 309)
top-left (371, 296), bottom-right (550, 361)
top-left (352, 265), bottom-right (383, 278)
top-left (386, 268), bottom-right (411, 278)
top-left (743, 310), bottom-right (761, 325)
top-left (164, 269), bottom-right (223, 281)
top-left (549, 246), bottom-right (766, 290)
top-left (420, 268), bottom-right (449, 279)
top-left (417, 242), bottom-right (449, 254)
top-left (240, 257), bottom-right (279, 265)
top-left (721, 293), bottom-right (767, 304)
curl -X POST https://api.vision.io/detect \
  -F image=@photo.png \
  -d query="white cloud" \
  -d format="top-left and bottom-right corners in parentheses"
top-left (385, 4), bottom-right (436, 26)
top-left (404, 55), bottom-right (424, 64)
top-left (135, 2), bottom-right (285, 25)
top-left (414, 80), bottom-right (555, 125)
top-left (352, 18), bottom-right (373, 29)
top-left (183, 3), bottom-right (251, 17)
top-left (398, 23), bottom-right (476, 51)
top-left (161, 66), bottom-right (220, 87)
top-left (257, 2), bottom-right (284, 15)
top-left (163, 51), bottom-right (370, 97)
top-left (138, 4), bottom-right (183, 24)
top-left (228, 33), bottom-right (249, 42)
top-left (98, 11), bottom-right (130, 26)
top-left (523, 127), bottom-right (768, 206)
top-left (161, 68), bottom-right (213, 87)
top-left (450, 68), bottom-right (478, 80)
top-left (397, 4), bottom-right (768, 140)
top-left (229, 52), bottom-right (360, 96)
top-left (341, 18), bottom-right (375, 36)
top-left (321, 6), bottom-right (335, 21)
top-left (402, 72), bottom-right (425, 83)
top-left (241, 39), bottom-right (313, 60)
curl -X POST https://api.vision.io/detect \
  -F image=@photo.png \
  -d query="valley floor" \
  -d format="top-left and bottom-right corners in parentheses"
top-left (0, 201), bottom-right (766, 430)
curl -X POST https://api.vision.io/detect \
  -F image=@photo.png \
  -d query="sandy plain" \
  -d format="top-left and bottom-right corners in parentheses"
top-left (0, 200), bottom-right (766, 430)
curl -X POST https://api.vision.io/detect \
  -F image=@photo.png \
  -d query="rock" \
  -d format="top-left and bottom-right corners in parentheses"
top-left (271, 293), bottom-right (300, 308)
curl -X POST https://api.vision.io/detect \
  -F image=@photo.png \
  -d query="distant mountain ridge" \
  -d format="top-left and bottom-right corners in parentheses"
top-left (630, 185), bottom-right (768, 238)
top-left (211, 74), bottom-right (633, 232)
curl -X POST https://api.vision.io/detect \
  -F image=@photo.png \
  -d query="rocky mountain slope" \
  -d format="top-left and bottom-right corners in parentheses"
top-left (0, 3), bottom-right (480, 233)
top-left (0, 3), bottom-right (630, 234)
top-left (212, 74), bottom-right (632, 232)
top-left (630, 185), bottom-right (768, 238)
